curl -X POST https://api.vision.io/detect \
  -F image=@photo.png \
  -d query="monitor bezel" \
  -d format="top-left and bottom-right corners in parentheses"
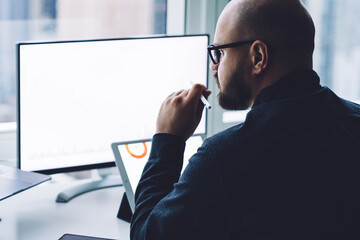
top-left (16, 34), bottom-right (209, 174)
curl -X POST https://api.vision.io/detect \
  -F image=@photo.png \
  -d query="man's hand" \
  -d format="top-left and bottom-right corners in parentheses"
top-left (156, 84), bottom-right (211, 141)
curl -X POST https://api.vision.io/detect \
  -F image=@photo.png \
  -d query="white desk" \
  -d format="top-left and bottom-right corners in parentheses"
top-left (0, 174), bottom-right (130, 240)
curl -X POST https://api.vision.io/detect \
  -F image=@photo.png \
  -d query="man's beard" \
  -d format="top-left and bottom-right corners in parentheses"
top-left (214, 70), bottom-right (252, 110)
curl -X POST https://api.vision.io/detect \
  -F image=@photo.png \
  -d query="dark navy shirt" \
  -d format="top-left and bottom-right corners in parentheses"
top-left (131, 70), bottom-right (360, 240)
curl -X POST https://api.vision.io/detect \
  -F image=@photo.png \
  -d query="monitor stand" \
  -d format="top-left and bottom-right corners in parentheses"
top-left (55, 168), bottom-right (122, 203)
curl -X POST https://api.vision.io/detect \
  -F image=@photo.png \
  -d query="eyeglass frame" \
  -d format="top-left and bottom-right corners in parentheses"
top-left (207, 40), bottom-right (256, 65)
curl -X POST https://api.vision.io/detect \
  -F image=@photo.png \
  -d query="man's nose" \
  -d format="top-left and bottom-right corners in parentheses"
top-left (210, 61), bottom-right (218, 71)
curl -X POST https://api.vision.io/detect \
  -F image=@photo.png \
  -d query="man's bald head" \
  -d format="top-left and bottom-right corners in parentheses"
top-left (212, 0), bottom-right (316, 110)
top-left (224, 0), bottom-right (315, 65)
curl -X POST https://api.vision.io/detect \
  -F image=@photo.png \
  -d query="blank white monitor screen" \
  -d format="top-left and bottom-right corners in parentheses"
top-left (18, 35), bottom-right (209, 173)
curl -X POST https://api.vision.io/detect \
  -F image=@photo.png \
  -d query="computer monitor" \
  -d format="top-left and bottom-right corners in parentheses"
top-left (17, 35), bottom-right (209, 175)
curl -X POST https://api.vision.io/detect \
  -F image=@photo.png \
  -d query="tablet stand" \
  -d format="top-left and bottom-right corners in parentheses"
top-left (117, 193), bottom-right (132, 223)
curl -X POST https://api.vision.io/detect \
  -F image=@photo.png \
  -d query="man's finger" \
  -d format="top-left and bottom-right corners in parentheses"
top-left (187, 84), bottom-right (206, 105)
top-left (202, 89), bottom-right (212, 99)
top-left (174, 89), bottom-right (185, 96)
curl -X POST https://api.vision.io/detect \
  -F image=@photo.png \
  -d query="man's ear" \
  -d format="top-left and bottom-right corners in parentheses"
top-left (250, 40), bottom-right (269, 75)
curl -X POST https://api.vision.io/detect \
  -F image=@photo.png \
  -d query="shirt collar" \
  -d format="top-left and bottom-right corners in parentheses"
top-left (252, 69), bottom-right (322, 108)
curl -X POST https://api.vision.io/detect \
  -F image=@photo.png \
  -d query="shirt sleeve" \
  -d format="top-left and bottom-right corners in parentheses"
top-left (130, 133), bottom-right (228, 240)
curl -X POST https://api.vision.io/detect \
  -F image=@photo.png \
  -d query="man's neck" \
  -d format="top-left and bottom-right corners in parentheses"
top-left (251, 64), bottom-right (314, 105)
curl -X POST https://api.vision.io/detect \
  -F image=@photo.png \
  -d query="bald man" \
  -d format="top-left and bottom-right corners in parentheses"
top-left (131, 0), bottom-right (360, 239)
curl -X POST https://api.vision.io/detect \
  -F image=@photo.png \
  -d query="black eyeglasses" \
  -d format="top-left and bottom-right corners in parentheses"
top-left (207, 40), bottom-right (255, 65)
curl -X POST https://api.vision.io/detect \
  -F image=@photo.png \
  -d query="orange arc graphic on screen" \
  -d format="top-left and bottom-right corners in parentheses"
top-left (125, 142), bottom-right (147, 159)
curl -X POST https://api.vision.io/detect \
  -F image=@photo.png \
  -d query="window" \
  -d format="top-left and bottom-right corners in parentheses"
top-left (0, 0), bottom-right (167, 123)
top-left (303, 0), bottom-right (360, 102)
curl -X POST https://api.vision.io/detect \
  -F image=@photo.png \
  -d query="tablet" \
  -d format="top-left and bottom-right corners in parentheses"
top-left (111, 136), bottom-right (203, 213)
